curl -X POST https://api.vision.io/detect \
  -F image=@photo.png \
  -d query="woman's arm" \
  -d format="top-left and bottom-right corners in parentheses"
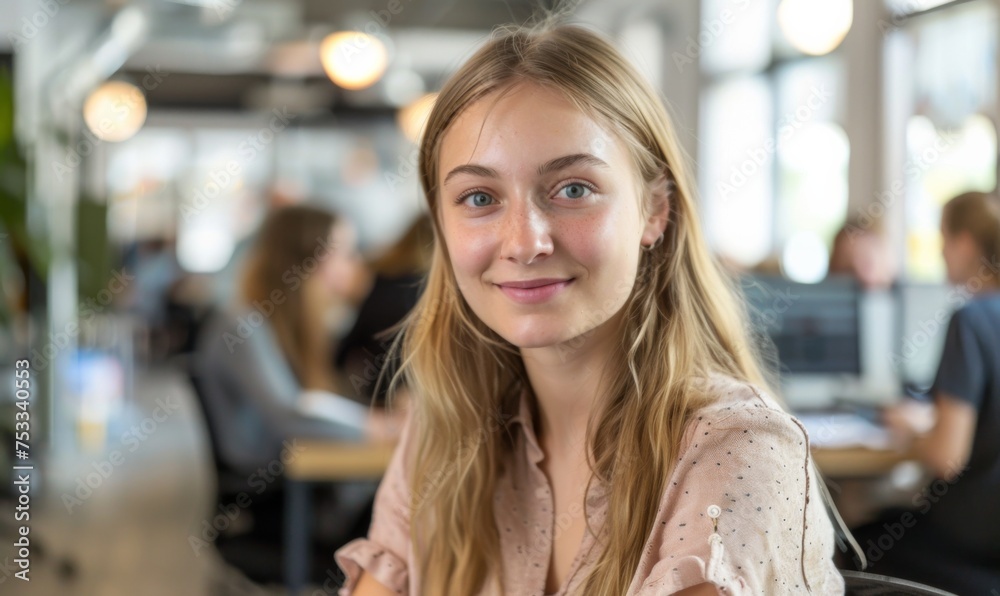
top-left (887, 306), bottom-right (984, 480)
top-left (895, 393), bottom-right (977, 480)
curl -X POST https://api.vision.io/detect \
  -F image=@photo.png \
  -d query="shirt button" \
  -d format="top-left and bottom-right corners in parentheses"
top-left (707, 505), bottom-right (721, 518)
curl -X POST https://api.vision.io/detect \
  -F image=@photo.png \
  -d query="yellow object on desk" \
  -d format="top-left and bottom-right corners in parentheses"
top-left (285, 439), bottom-right (397, 481)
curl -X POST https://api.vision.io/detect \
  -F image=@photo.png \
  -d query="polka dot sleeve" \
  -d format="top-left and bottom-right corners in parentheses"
top-left (633, 386), bottom-right (843, 595)
top-left (334, 413), bottom-right (413, 595)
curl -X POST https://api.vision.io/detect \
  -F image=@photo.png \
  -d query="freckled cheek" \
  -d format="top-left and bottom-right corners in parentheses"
top-left (443, 223), bottom-right (497, 283)
top-left (563, 212), bottom-right (636, 278)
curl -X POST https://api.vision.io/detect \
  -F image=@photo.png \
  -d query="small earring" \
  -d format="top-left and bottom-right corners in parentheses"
top-left (643, 233), bottom-right (664, 252)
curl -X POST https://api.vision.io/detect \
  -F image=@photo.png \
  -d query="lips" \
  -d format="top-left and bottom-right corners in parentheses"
top-left (496, 278), bottom-right (571, 289)
top-left (494, 278), bottom-right (573, 304)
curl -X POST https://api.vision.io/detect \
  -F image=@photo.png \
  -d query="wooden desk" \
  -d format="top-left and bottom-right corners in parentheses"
top-left (283, 440), bottom-right (397, 596)
top-left (285, 441), bottom-right (914, 482)
top-left (812, 445), bottom-right (915, 478)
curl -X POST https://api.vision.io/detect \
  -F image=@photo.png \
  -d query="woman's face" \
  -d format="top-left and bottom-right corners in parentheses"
top-left (436, 82), bottom-right (668, 349)
top-left (940, 222), bottom-right (980, 285)
top-left (317, 220), bottom-right (365, 300)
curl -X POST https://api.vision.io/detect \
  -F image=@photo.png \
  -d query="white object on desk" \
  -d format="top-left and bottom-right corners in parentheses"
top-left (297, 390), bottom-right (369, 432)
top-left (797, 412), bottom-right (893, 449)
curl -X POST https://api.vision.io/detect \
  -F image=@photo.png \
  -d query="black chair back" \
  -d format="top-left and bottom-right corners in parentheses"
top-left (842, 570), bottom-right (958, 595)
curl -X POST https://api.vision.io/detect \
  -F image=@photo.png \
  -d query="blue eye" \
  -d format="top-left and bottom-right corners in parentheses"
top-left (462, 191), bottom-right (493, 207)
top-left (557, 183), bottom-right (592, 200)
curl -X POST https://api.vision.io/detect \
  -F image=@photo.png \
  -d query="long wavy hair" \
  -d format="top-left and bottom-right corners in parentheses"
top-left (385, 21), bottom-right (774, 595)
top-left (239, 205), bottom-right (339, 391)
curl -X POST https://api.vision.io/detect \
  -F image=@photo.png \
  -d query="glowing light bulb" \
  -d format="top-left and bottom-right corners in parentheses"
top-left (83, 81), bottom-right (147, 142)
top-left (778, 0), bottom-right (853, 56)
top-left (320, 31), bottom-right (389, 90)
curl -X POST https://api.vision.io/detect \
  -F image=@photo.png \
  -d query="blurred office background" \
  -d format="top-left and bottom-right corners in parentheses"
top-left (0, 0), bottom-right (997, 594)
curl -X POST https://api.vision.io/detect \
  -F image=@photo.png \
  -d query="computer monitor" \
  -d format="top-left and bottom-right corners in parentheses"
top-left (742, 275), bottom-right (861, 376)
top-left (894, 282), bottom-right (953, 391)
top-left (739, 275), bottom-right (905, 409)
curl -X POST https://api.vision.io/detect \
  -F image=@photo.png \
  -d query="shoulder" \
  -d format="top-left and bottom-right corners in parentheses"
top-left (953, 294), bottom-right (1000, 328)
top-left (941, 299), bottom-right (1000, 354)
top-left (636, 375), bottom-right (843, 596)
top-left (671, 372), bottom-right (814, 487)
top-left (682, 372), bottom-right (806, 453)
top-left (632, 374), bottom-right (841, 594)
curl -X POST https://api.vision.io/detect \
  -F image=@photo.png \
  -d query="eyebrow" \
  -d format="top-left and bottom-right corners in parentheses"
top-left (442, 153), bottom-right (610, 186)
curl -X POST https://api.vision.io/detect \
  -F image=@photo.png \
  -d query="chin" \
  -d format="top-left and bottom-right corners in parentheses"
top-left (492, 318), bottom-right (573, 350)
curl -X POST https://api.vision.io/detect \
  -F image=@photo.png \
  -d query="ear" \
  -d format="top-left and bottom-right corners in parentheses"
top-left (641, 173), bottom-right (671, 247)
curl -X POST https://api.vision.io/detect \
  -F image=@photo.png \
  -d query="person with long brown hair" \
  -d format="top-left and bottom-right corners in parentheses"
top-left (335, 22), bottom-right (842, 595)
top-left (239, 204), bottom-right (357, 392)
top-left (197, 204), bottom-right (400, 473)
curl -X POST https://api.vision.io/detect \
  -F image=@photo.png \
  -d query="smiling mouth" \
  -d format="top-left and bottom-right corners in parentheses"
top-left (494, 278), bottom-right (574, 304)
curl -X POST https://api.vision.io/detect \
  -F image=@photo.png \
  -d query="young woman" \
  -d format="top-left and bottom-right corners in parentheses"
top-left (198, 205), bottom-right (399, 472)
top-left (335, 23), bottom-right (843, 595)
top-left (874, 190), bottom-right (1000, 593)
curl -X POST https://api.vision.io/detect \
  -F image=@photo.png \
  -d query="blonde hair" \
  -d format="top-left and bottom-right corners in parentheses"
top-left (386, 21), bottom-right (774, 595)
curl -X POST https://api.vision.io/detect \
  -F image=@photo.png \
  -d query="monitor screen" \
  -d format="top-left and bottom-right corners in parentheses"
top-left (742, 275), bottom-right (861, 376)
top-left (894, 283), bottom-right (953, 389)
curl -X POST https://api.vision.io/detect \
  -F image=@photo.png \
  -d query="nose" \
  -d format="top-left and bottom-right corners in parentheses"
top-left (499, 198), bottom-right (553, 265)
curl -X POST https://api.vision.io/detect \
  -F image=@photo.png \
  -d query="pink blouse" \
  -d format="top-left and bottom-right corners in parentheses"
top-left (334, 373), bottom-right (845, 594)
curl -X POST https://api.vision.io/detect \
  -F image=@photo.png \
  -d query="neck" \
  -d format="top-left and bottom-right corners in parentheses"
top-left (521, 310), bottom-right (623, 461)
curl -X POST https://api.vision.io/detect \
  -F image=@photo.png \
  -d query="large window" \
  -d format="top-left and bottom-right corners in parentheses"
top-left (889, 0), bottom-right (999, 281)
top-left (698, 0), bottom-right (849, 281)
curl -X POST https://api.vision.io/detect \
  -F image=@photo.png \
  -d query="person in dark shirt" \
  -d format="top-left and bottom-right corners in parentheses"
top-left (335, 214), bottom-right (432, 406)
top-left (859, 191), bottom-right (1000, 593)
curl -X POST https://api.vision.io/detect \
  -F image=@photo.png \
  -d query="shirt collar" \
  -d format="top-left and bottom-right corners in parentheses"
top-left (508, 385), bottom-right (546, 466)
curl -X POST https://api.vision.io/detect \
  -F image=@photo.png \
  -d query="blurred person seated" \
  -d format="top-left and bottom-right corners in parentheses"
top-left (193, 204), bottom-right (405, 566)
top-left (848, 191), bottom-right (1000, 593)
top-left (828, 218), bottom-right (898, 290)
top-left (336, 214), bottom-right (432, 406)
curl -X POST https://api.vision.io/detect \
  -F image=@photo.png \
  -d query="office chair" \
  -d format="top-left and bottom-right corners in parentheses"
top-left (841, 570), bottom-right (958, 595)
top-left (177, 348), bottom-right (365, 587)
top-left (816, 463), bottom-right (959, 596)
top-left (176, 351), bottom-right (300, 584)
